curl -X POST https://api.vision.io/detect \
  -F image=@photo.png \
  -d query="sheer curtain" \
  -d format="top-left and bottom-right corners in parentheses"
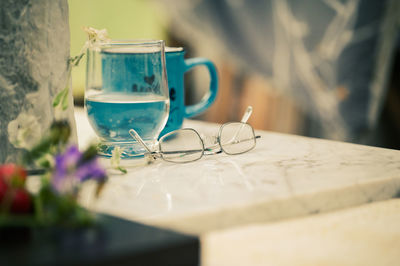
top-left (161, 0), bottom-right (399, 143)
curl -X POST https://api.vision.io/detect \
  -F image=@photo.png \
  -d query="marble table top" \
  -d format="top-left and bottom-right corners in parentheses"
top-left (202, 198), bottom-right (400, 266)
top-left (75, 108), bottom-right (400, 235)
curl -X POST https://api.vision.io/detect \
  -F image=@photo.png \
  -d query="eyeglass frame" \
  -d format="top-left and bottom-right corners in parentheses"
top-left (128, 106), bottom-right (261, 163)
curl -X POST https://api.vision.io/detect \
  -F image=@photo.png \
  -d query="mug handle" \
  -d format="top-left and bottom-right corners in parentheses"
top-left (183, 58), bottom-right (218, 118)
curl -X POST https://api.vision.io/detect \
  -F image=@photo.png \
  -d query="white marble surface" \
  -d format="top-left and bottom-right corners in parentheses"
top-left (75, 108), bottom-right (400, 234)
top-left (202, 198), bottom-right (400, 266)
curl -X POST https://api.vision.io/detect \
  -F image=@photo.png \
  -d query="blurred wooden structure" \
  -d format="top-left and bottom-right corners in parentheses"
top-left (198, 62), bottom-right (305, 136)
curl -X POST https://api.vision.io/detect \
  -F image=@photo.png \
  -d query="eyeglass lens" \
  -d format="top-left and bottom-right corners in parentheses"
top-left (219, 122), bottom-right (256, 155)
top-left (159, 128), bottom-right (204, 163)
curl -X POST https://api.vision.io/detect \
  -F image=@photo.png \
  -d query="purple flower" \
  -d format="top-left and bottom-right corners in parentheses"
top-left (52, 145), bottom-right (106, 194)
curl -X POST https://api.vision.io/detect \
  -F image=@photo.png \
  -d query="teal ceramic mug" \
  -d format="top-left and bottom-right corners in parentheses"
top-left (160, 47), bottom-right (218, 136)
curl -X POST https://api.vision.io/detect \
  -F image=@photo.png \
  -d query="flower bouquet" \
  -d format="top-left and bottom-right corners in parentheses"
top-left (0, 121), bottom-right (106, 229)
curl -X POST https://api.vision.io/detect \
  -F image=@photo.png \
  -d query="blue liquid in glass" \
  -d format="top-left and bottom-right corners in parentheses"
top-left (85, 93), bottom-right (169, 144)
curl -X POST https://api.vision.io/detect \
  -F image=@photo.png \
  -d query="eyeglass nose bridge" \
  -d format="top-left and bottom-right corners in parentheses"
top-left (204, 148), bottom-right (222, 155)
top-left (200, 133), bottom-right (223, 155)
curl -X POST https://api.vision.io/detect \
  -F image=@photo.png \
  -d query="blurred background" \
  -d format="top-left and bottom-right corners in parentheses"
top-left (69, 0), bottom-right (400, 149)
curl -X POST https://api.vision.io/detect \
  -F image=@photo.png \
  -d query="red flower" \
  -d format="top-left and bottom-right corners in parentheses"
top-left (0, 163), bottom-right (27, 184)
top-left (0, 164), bottom-right (32, 214)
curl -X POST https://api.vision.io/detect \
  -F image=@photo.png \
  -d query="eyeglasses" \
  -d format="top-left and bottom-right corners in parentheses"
top-left (129, 106), bottom-right (261, 163)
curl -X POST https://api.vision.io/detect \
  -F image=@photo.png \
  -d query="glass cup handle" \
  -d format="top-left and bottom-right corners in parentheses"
top-left (183, 58), bottom-right (218, 118)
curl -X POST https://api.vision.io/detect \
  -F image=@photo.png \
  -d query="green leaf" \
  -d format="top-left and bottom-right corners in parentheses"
top-left (49, 120), bottom-right (71, 144)
top-left (70, 53), bottom-right (85, 67)
top-left (117, 166), bottom-right (127, 174)
top-left (52, 89), bottom-right (65, 107)
top-left (61, 89), bottom-right (69, 110)
top-left (23, 137), bottom-right (52, 165)
top-left (81, 145), bottom-right (98, 162)
top-left (37, 156), bottom-right (51, 169)
top-left (0, 214), bottom-right (37, 227)
top-left (53, 86), bottom-right (69, 108)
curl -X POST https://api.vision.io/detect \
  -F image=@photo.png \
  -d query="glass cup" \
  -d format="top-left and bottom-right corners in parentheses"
top-left (85, 40), bottom-right (170, 158)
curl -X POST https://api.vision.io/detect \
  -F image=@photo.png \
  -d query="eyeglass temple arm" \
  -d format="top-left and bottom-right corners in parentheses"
top-left (240, 106), bottom-right (253, 123)
top-left (230, 106), bottom-right (253, 142)
top-left (129, 129), bottom-right (153, 154)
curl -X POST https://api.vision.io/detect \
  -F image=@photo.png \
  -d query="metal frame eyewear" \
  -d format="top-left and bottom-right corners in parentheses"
top-left (129, 106), bottom-right (261, 163)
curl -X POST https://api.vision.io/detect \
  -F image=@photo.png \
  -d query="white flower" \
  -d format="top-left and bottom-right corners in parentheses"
top-left (8, 113), bottom-right (42, 149)
top-left (110, 146), bottom-right (127, 174)
top-left (82, 26), bottom-right (110, 51)
top-left (110, 146), bottom-right (123, 168)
